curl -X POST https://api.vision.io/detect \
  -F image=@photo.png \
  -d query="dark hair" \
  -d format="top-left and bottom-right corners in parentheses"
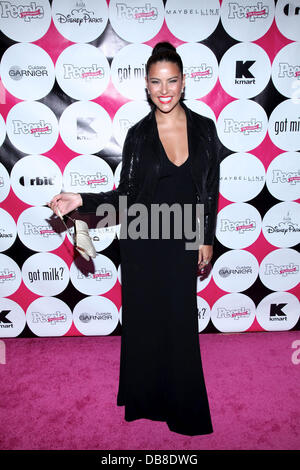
top-left (146, 41), bottom-right (183, 77)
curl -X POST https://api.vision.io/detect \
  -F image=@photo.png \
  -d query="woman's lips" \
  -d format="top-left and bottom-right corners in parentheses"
top-left (158, 96), bottom-right (173, 104)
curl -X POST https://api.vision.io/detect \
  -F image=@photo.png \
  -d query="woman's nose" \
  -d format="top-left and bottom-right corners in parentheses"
top-left (160, 82), bottom-right (168, 94)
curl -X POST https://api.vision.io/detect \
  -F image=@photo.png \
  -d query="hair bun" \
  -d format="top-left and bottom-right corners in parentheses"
top-left (151, 42), bottom-right (176, 56)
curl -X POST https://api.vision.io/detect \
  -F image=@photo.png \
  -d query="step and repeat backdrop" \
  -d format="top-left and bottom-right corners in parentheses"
top-left (0, 0), bottom-right (299, 338)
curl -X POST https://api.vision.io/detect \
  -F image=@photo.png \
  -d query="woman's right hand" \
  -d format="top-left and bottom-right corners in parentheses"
top-left (48, 192), bottom-right (83, 217)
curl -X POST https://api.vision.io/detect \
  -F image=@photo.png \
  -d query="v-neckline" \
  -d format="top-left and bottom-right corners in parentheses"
top-left (154, 108), bottom-right (190, 169)
top-left (160, 140), bottom-right (189, 168)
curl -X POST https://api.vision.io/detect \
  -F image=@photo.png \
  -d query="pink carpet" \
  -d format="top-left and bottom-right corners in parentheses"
top-left (0, 331), bottom-right (299, 450)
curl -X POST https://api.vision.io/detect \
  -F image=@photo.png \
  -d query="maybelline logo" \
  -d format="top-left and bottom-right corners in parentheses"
top-left (116, 3), bottom-right (158, 22)
top-left (0, 310), bottom-right (12, 328)
top-left (165, 7), bottom-right (219, 16)
top-left (31, 311), bottom-right (67, 324)
top-left (271, 169), bottom-right (300, 185)
top-left (264, 212), bottom-right (300, 235)
top-left (0, 1), bottom-right (44, 21)
top-left (23, 222), bottom-right (55, 237)
top-left (9, 65), bottom-right (48, 80)
top-left (19, 176), bottom-right (56, 186)
top-left (217, 307), bottom-right (251, 319)
top-left (70, 171), bottom-right (108, 188)
top-left (79, 312), bottom-right (112, 323)
top-left (55, 6), bottom-right (103, 26)
top-left (278, 63), bottom-right (300, 79)
top-left (269, 303), bottom-right (287, 321)
top-left (63, 64), bottom-right (104, 80)
top-left (219, 266), bottom-right (253, 277)
top-left (0, 269), bottom-right (16, 283)
top-left (235, 60), bottom-right (255, 85)
top-left (12, 119), bottom-right (52, 136)
top-left (264, 262), bottom-right (299, 276)
top-left (220, 174), bottom-right (264, 182)
top-left (224, 118), bottom-right (262, 134)
top-left (77, 268), bottom-right (112, 281)
top-left (227, 2), bottom-right (269, 21)
top-left (184, 65), bottom-right (213, 81)
top-left (220, 218), bottom-right (256, 233)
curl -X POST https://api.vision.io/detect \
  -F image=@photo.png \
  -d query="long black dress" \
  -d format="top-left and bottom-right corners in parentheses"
top-left (117, 139), bottom-right (213, 436)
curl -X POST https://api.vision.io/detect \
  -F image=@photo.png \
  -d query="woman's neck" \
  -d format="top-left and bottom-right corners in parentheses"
top-left (155, 102), bottom-right (185, 126)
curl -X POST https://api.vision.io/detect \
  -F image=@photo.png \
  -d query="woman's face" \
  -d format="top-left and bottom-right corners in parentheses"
top-left (146, 60), bottom-right (185, 114)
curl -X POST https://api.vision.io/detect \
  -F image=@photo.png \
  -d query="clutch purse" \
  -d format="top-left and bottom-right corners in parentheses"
top-left (57, 208), bottom-right (96, 261)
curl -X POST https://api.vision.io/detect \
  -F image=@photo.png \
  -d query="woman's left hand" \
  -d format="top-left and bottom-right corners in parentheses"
top-left (198, 245), bottom-right (213, 269)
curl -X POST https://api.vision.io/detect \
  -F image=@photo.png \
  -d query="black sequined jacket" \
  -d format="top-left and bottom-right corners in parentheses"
top-left (78, 101), bottom-right (221, 245)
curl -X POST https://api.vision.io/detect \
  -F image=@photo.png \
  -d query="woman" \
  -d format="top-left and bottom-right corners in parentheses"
top-left (49, 42), bottom-right (220, 436)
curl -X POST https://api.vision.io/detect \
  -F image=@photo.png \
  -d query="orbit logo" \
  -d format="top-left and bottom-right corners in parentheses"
top-left (216, 202), bottom-right (262, 249)
top-left (275, 0), bottom-right (300, 41)
top-left (17, 206), bottom-right (65, 252)
top-left (51, 0), bottom-right (108, 43)
top-left (0, 43), bottom-right (55, 100)
top-left (73, 296), bottom-right (119, 335)
top-left (10, 155), bottom-right (62, 206)
top-left (219, 153), bottom-right (265, 202)
top-left (0, 299), bottom-right (26, 338)
top-left (259, 248), bottom-right (300, 291)
top-left (109, 0), bottom-right (164, 43)
top-left (266, 152), bottom-right (300, 201)
top-left (26, 297), bottom-right (72, 337)
top-left (0, 0), bottom-right (51, 42)
top-left (219, 42), bottom-right (271, 99)
top-left (256, 292), bottom-right (300, 331)
top-left (262, 202), bottom-right (300, 248)
top-left (212, 249), bottom-right (259, 292)
top-left (55, 44), bottom-right (110, 100)
top-left (221, 0), bottom-right (274, 41)
top-left (6, 101), bottom-right (59, 154)
top-left (177, 43), bottom-right (218, 99)
top-left (63, 155), bottom-right (114, 194)
top-left (211, 293), bottom-right (256, 332)
top-left (217, 99), bottom-right (268, 151)
top-left (165, 0), bottom-right (220, 42)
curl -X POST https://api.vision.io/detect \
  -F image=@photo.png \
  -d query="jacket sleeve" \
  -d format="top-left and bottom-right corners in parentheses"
top-left (203, 119), bottom-right (221, 245)
top-left (77, 126), bottom-right (139, 214)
